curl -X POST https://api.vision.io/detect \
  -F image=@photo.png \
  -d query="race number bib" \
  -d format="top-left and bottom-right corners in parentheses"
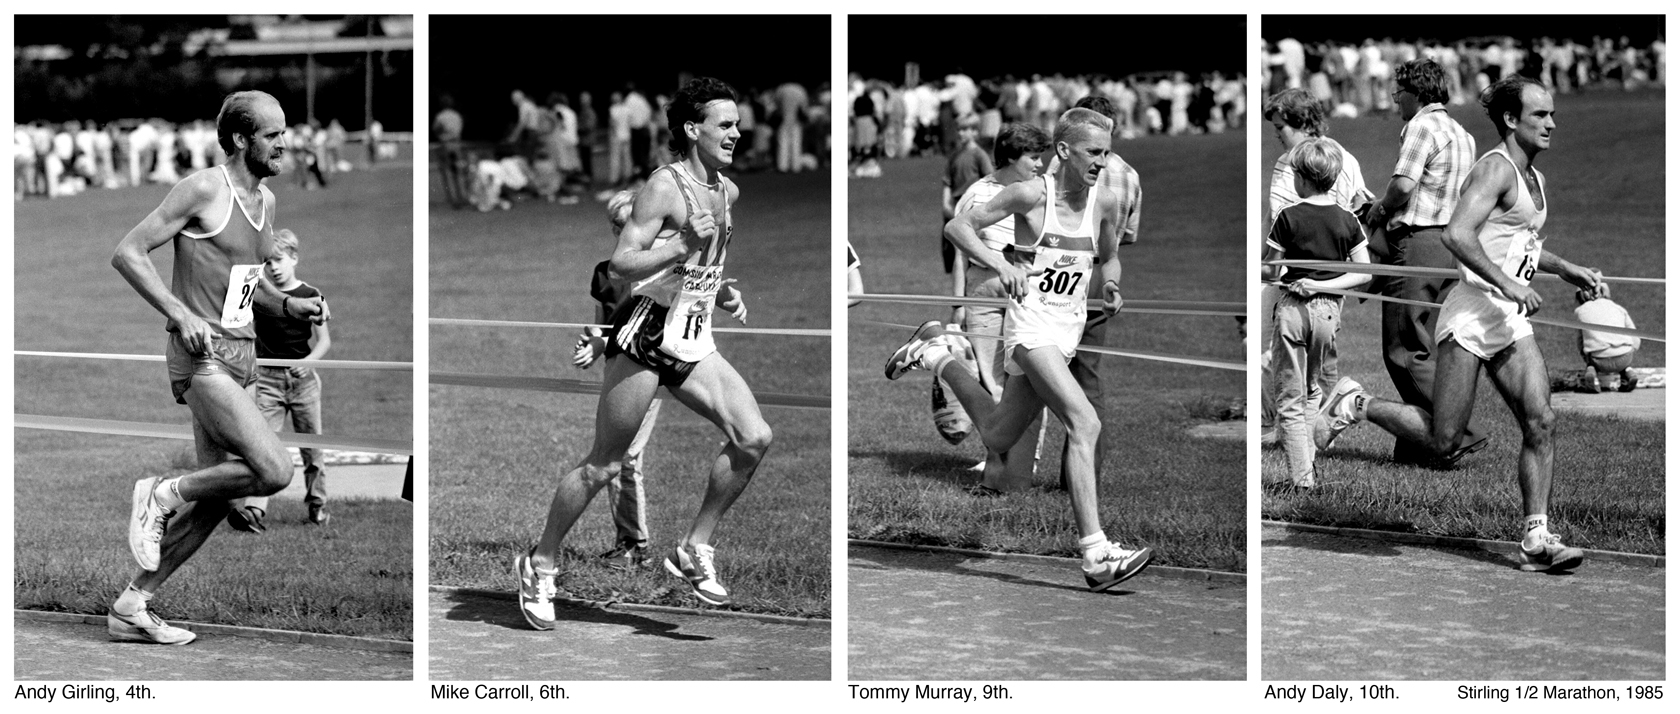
top-left (220, 264), bottom-right (263, 329)
top-left (659, 264), bottom-right (724, 362)
top-left (1021, 247), bottom-right (1093, 315)
top-left (1507, 232), bottom-right (1543, 284)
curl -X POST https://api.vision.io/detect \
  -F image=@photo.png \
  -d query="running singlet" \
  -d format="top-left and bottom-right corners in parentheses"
top-left (174, 165), bottom-right (274, 341)
top-left (1003, 172), bottom-right (1097, 359)
top-left (628, 162), bottom-right (733, 362)
top-left (1435, 146), bottom-right (1548, 358)
top-left (1457, 146), bottom-right (1547, 294)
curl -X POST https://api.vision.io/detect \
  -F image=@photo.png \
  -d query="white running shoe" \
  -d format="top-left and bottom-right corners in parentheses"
top-left (128, 477), bottom-right (173, 571)
top-left (1083, 543), bottom-right (1154, 592)
top-left (664, 543), bottom-right (730, 606)
top-left (514, 549), bottom-right (560, 630)
top-left (108, 605), bottom-right (196, 645)
top-left (1314, 378), bottom-right (1367, 451)
top-left (884, 320), bottom-right (944, 380)
top-left (1518, 534), bottom-right (1586, 573)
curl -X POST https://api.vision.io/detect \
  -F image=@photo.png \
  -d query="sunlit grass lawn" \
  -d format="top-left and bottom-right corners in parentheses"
top-left (849, 131), bottom-right (1247, 573)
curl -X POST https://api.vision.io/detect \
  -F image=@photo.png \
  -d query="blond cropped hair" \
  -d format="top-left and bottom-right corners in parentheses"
top-left (1290, 138), bottom-right (1342, 195)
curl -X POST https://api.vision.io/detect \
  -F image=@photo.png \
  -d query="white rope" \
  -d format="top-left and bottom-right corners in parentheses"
top-left (849, 293), bottom-right (1244, 317)
top-left (1267, 260), bottom-right (1664, 286)
top-left (16, 414), bottom-right (413, 455)
top-left (15, 351), bottom-right (413, 371)
top-left (1287, 285), bottom-right (1664, 343)
top-left (431, 317), bottom-right (830, 337)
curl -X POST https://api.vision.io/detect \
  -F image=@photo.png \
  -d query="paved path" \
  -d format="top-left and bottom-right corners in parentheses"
top-left (1263, 524), bottom-right (1665, 679)
top-left (849, 545), bottom-right (1245, 680)
top-left (14, 618), bottom-right (411, 680)
top-left (272, 463), bottom-right (405, 501)
top-left (1551, 386), bottom-right (1663, 422)
top-left (428, 590), bottom-right (829, 680)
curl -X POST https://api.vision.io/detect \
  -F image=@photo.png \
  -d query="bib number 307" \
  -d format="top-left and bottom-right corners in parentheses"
top-left (1037, 268), bottom-right (1085, 296)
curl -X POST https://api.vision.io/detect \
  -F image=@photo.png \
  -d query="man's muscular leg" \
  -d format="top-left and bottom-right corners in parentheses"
top-left (170, 374), bottom-right (294, 502)
top-left (1366, 340), bottom-right (1483, 458)
top-left (1485, 338), bottom-right (1555, 517)
top-left (1014, 347), bottom-right (1101, 536)
top-left (668, 354), bottom-right (774, 546)
top-left (531, 355), bottom-right (658, 571)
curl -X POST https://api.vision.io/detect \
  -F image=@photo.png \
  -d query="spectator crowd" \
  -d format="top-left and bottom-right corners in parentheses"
top-left (15, 116), bottom-right (365, 200)
top-left (845, 70), bottom-right (1246, 177)
top-left (1263, 34), bottom-right (1666, 117)
top-left (434, 79), bottom-right (831, 212)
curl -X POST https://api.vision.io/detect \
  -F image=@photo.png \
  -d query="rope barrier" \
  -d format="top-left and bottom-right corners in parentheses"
top-left (15, 414), bottom-right (413, 455)
top-left (431, 317), bottom-right (830, 337)
top-left (1287, 285), bottom-right (1664, 343)
top-left (1267, 260), bottom-right (1664, 286)
top-left (15, 351), bottom-right (413, 371)
top-left (849, 293), bottom-right (1244, 317)
top-left (854, 319), bottom-right (1245, 372)
top-left (430, 371), bottom-right (831, 410)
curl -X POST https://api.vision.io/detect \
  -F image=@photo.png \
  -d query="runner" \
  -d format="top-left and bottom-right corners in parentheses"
top-left (110, 90), bottom-right (329, 644)
top-left (887, 107), bottom-right (1152, 591)
top-left (1323, 75), bottom-right (1602, 573)
top-left (517, 77), bottom-right (768, 629)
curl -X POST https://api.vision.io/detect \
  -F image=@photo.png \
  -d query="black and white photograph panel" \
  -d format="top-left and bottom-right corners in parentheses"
top-left (427, 15), bottom-right (831, 680)
top-left (14, 15), bottom-right (415, 679)
top-left (846, 14), bottom-right (1247, 680)
top-left (1259, 16), bottom-right (1664, 680)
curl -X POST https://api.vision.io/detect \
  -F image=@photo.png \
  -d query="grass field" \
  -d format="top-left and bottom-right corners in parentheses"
top-left (1259, 89), bottom-right (1665, 554)
top-left (14, 165), bottom-right (414, 640)
top-left (848, 130), bottom-right (1247, 573)
top-left (429, 169), bottom-right (832, 618)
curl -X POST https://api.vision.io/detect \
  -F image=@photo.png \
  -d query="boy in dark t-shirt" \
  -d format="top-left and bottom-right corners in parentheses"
top-left (1261, 138), bottom-right (1372, 488)
top-left (229, 228), bottom-right (333, 530)
top-left (571, 189), bottom-right (659, 569)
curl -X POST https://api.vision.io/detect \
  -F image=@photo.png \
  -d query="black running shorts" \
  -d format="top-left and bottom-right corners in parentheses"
top-left (605, 295), bottom-right (698, 387)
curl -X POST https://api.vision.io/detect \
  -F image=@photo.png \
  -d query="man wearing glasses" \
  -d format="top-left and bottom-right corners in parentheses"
top-left (1359, 58), bottom-right (1485, 467)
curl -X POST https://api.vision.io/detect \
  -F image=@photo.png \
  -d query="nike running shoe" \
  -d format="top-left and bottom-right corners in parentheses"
top-left (1518, 533), bottom-right (1586, 573)
top-left (514, 549), bottom-right (560, 630)
top-left (884, 320), bottom-right (944, 380)
top-left (128, 477), bottom-right (173, 571)
top-left (664, 543), bottom-right (730, 606)
top-left (1084, 543), bottom-right (1154, 592)
top-left (1314, 378), bottom-right (1367, 451)
top-left (108, 606), bottom-right (196, 645)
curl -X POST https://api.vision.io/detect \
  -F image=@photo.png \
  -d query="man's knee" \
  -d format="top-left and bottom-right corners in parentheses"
top-left (1063, 407), bottom-right (1102, 447)
top-left (732, 419), bottom-right (773, 459)
top-left (1521, 404), bottom-right (1556, 443)
top-left (250, 443), bottom-right (294, 496)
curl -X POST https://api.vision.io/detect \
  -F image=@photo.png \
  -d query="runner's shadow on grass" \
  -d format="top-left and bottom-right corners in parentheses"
top-left (857, 548), bottom-right (1142, 597)
top-left (441, 592), bottom-right (712, 642)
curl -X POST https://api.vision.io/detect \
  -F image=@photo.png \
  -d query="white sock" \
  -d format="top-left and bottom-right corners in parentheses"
top-left (152, 477), bottom-right (187, 510)
top-left (1077, 532), bottom-right (1109, 565)
top-left (113, 582), bottom-right (153, 615)
top-left (1521, 515), bottom-right (1549, 549)
top-left (923, 345), bottom-right (955, 375)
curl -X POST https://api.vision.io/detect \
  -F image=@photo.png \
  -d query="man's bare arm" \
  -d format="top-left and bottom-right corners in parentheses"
top-left (1095, 189), bottom-right (1123, 316)
top-left (1443, 159), bottom-right (1543, 313)
top-left (1538, 249), bottom-right (1605, 297)
top-left (111, 175), bottom-right (213, 328)
top-left (610, 176), bottom-right (696, 281)
top-left (1369, 175), bottom-right (1416, 227)
top-left (943, 181), bottom-right (1036, 274)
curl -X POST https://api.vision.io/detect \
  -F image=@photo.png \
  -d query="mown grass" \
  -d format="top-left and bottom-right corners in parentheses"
top-left (429, 169), bottom-right (832, 618)
top-left (14, 166), bottom-right (414, 639)
top-left (1259, 89), bottom-right (1664, 554)
top-left (849, 130), bottom-right (1247, 573)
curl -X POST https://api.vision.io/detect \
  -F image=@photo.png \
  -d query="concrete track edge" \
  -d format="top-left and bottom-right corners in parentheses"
top-left (14, 609), bottom-right (413, 653)
top-left (1262, 520), bottom-right (1666, 567)
top-left (849, 538), bottom-right (1247, 583)
top-left (429, 584), bottom-right (831, 627)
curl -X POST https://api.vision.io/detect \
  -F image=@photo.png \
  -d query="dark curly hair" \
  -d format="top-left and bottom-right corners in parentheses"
top-left (1263, 88), bottom-right (1326, 137)
top-left (1394, 59), bottom-right (1450, 106)
top-left (666, 77), bottom-right (739, 154)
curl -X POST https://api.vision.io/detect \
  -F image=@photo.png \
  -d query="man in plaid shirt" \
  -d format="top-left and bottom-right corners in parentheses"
top-left (1362, 58), bottom-right (1485, 466)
